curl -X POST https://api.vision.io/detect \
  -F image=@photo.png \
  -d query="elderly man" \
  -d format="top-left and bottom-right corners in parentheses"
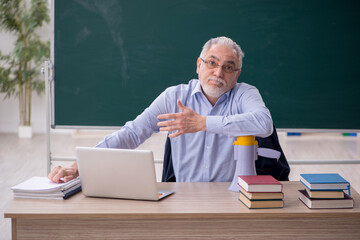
top-left (49, 36), bottom-right (273, 183)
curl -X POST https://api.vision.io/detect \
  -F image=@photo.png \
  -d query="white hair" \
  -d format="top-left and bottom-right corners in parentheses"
top-left (199, 36), bottom-right (245, 69)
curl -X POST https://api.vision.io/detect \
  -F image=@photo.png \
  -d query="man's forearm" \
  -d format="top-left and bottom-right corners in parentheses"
top-left (206, 110), bottom-right (273, 137)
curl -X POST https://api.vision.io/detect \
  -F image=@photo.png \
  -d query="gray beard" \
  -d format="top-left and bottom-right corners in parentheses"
top-left (202, 78), bottom-right (227, 98)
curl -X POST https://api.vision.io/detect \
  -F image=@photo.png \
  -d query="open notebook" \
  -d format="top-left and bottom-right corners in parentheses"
top-left (76, 147), bottom-right (174, 201)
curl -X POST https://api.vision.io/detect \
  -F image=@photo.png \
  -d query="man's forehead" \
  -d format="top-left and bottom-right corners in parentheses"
top-left (204, 44), bottom-right (238, 62)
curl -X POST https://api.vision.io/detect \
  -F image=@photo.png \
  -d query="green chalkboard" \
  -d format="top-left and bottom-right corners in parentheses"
top-left (53, 0), bottom-right (360, 130)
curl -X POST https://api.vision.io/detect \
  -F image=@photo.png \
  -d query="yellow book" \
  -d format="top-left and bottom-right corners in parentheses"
top-left (240, 187), bottom-right (284, 200)
top-left (239, 191), bottom-right (284, 209)
top-left (305, 188), bottom-right (344, 199)
top-left (305, 188), bottom-right (345, 198)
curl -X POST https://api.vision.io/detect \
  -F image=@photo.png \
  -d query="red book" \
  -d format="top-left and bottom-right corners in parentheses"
top-left (238, 175), bottom-right (283, 192)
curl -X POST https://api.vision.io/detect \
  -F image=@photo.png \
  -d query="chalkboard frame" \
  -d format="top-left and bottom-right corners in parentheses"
top-left (50, 0), bottom-right (360, 132)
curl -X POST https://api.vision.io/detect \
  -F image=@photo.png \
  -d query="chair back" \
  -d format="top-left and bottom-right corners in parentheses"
top-left (161, 125), bottom-right (290, 182)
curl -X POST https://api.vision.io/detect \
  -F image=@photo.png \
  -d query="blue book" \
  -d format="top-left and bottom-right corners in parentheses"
top-left (63, 186), bottom-right (82, 199)
top-left (300, 173), bottom-right (351, 196)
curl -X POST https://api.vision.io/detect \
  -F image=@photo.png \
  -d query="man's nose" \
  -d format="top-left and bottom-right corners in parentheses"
top-left (213, 66), bottom-right (224, 78)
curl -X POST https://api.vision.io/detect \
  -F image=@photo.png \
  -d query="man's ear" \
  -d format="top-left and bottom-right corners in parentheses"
top-left (196, 58), bottom-right (201, 74)
top-left (236, 69), bottom-right (241, 78)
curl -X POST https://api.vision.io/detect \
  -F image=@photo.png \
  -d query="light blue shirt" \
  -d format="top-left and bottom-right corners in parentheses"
top-left (96, 79), bottom-right (273, 182)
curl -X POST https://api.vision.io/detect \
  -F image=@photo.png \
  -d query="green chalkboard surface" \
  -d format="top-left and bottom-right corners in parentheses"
top-left (53, 0), bottom-right (360, 130)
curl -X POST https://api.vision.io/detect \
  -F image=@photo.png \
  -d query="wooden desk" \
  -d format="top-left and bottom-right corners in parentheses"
top-left (5, 181), bottom-right (360, 240)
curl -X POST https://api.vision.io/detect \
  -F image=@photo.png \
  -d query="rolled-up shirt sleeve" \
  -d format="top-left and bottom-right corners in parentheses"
top-left (206, 85), bottom-right (273, 138)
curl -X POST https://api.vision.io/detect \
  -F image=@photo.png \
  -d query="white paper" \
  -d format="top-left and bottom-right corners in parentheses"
top-left (257, 148), bottom-right (281, 160)
top-left (11, 176), bottom-right (80, 193)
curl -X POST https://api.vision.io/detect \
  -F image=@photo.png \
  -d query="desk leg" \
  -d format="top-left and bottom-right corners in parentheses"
top-left (11, 218), bottom-right (17, 240)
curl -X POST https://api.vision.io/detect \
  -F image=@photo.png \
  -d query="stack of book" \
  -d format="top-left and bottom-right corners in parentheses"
top-left (11, 176), bottom-right (81, 200)
top-left (238, 175), bottom-right (284, 209)
top-left (299, 173), bottom-right (354, 209)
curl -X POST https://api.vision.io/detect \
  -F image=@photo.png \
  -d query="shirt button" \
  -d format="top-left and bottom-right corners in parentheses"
top-left (205, 165), bottom-right (209, 169)
top-left (206, 146), bottom-right (210, 149)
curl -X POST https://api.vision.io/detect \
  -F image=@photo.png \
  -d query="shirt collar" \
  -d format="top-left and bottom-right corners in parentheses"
top-left (191, 80), bottom-right (203, 97)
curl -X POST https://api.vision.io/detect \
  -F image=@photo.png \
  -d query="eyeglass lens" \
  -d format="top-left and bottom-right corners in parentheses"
top-left (202, 58), bottom-right (237, 73)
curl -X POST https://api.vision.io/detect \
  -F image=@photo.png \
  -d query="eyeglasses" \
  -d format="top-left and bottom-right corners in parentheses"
top-left (200, 58), bottom-right (239, 73)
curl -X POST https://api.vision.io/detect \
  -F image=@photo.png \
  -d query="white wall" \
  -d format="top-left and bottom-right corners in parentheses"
top-left (0, 93), bottom-right (46, 133)
top-left (0, 11), bottom-right (50, 133)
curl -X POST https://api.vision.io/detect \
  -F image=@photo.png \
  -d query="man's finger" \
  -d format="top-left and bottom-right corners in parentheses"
top-left (159, 126), bottom-right (179, 132)
top-left (168, 130), bottom-right (183, 138)
top-left (63, 175), bottom-right (76, 182)
top-left (157, 120), bottom-right (176, 127)
top-left (53, 169), bottom-right (65, 183)
top-left (177, 100), bottom-right (187, 111)
top-left (48, 166), bottom-right (62, 180)
top-left (157, 113), bottom-right (177, 120)
top-left (63, 168), bottom-right (77, 176)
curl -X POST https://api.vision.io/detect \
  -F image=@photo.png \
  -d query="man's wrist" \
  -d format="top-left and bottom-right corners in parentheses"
top-left (202, 116), bottom-right (207, 131)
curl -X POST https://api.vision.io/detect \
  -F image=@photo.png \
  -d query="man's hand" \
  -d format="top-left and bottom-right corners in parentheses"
top-left (157, 100), bottom-right (207, 138)
top-left (48, 162), bottom-right (79, 183)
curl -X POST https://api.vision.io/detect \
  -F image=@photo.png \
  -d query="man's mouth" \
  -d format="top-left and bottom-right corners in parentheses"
top-left (207, 78), bottom-right (225, 87)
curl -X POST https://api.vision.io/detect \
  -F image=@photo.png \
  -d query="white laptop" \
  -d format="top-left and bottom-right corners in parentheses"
top-left (76, 147), bottom-right (174, 201)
